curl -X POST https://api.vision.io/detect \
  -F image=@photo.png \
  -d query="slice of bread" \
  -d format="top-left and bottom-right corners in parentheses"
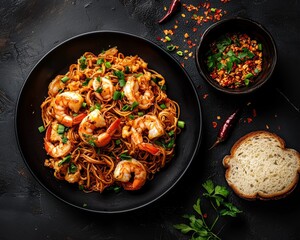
top-left (223, 131), bottom-right (300, 200)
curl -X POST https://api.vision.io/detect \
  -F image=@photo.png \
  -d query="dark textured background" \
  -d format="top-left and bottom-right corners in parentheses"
top-left (0, 0), bottom-right (299, 239)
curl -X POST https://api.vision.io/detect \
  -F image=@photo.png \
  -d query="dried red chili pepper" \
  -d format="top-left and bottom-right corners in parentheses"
top-left (209, 108), bottom-right (241, 150)
top-left (158, 0), bottom-right (181, 24)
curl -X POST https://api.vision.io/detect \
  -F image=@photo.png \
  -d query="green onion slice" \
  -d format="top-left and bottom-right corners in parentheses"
top-left (122, 105), bottom-right (130, 111)
top-left (57, 124), bottom-right (65, 134)
top-left (113, 91), bottom-right (121, 100)
top-left (38, 126), bottom-right (45, 133)
top-left (61, 76), bottom-right (69, 83)
top-left (130, 101), bottom-right (139, 110)
top-left (58, 155), bottom-right (71, 166)
top-left (177, 120), bottom-right (185, 129)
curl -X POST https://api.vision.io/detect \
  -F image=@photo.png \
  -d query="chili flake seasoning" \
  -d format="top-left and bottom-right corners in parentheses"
top-left (157, 0), bottom-right (230, 64)
top-left (206, 33), bottom-right (263, 88)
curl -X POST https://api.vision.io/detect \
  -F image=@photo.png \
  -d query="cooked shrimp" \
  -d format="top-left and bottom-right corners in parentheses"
top-left (113, 159), bottom-right (147, 190)
top-left (133, 114), bottom-right (165, 139)
top-left (103, 47), bottom-right (118, 56)
top-left (44, 158), bottom-right (80, 183)
top-left (93, 77), bottom-right (114, 101)
top-left (52, 91), bottom-right (86, 127)
top-left (122, 115), bottom-right (164, 155)
top-left (64, 166), bottom-right (81, 183)
top-left (44, 121), bottom-right (72, 158)
top-left (48, 75), bottom-right (65, 97)
top-left (123, 74), bottom-right (154, 109)
top-left (79, 109), bottom-right (120, 147)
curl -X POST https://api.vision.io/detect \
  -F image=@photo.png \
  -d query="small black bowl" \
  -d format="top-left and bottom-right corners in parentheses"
top-left (195, 17), bottom-right (277, 94)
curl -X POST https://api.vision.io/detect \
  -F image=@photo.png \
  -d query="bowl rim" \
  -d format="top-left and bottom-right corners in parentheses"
top-left (195, 16), bottom-right (278, 95)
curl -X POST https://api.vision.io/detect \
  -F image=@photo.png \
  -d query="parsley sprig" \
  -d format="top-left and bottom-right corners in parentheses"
top-left (174, 180), bottom-right (242, 240)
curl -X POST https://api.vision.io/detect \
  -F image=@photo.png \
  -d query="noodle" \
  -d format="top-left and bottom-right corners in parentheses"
top-left (41, 47), bottom-right (182, 192)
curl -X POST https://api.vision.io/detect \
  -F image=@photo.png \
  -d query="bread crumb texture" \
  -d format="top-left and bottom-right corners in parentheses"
top-left (223, 131), bottom-right (300, 200)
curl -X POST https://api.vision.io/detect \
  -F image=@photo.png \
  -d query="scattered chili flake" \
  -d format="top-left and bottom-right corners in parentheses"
top-left (212, 121), bottom-right (218, 128)
top-left (203, 2), bottom-right (211, 9)
top-left (157, 0), bottom-right (230, 63)
top-left (163, 29), bottom-right (174, 35)
top-left (203, 93), bottom-right (209, 99)
top-left (203, 213), bottom-right (208, 218)
top-left (247, 117), bottom-right (253, 123)
top-left (182, 3), bottom-right (199, 12)
top-left (252, 108), bottom-right (257, 117)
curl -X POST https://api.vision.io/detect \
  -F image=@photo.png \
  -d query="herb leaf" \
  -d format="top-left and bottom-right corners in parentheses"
top-left (193, 198), bottom-right (202, 215)
top-left (119, 153), bottom-right (132, 160)
top-left (68, 162), bottom-right (77, 174)
top-left (79, 56), bottom-right (87, 70)
top-left (173, 223), bottom-right (194, 234)
top-left (202, 180), bottom-right (214, 195)
top-left (58, 155), bottom-right (71, 166)
top-left (216, 36), bottom-right (231, 52)
top-left (214, 185), bottom-right (229, 198)
top-left (174, 180), bottom-right (242, 240)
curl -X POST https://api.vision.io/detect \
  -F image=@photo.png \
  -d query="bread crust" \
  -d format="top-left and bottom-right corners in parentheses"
top-left (223, 131), bottom-right (300, 200)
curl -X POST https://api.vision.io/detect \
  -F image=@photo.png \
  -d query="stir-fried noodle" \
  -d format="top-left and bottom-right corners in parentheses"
top-left (41, 47), bottom-right (182, 192)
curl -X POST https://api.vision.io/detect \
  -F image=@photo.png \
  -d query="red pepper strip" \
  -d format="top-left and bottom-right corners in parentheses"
top-left (209, 108), bottom-right (241, 150)
top-left (158, 0), bottom-right (181, 24)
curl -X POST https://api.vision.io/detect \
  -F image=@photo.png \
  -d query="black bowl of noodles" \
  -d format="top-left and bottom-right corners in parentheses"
top-left (15, 31), bottom-right (202, 213)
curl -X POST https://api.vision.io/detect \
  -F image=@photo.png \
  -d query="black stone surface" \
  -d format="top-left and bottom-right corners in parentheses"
top-left (0, 0), bottom-right (299, 239)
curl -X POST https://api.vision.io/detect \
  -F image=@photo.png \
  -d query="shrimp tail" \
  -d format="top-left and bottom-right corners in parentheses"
top-left (106, 118), bottom-right (121, 136)
top-left (122, 179), bottom-right (143, 191)
top-left (96, 133), bottom-right (111, 147)
top-left (44, 125), bottom-right (54, 155)
top-left (44, 141), bottom-right (53, 156)
top-left (73, 113), bottom-right (87, 125)
top-left (45, 124), bottom-right (52, 140)
top-left (139, 143), bottom-right (161, 155)
top-left (95, 118), bottom-right (121, 147)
